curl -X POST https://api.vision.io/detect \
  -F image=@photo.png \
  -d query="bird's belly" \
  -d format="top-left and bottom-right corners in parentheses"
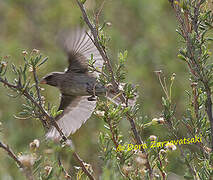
top-left (60, 82), bottom-right (107, 96)
top-left (59, 74), bottom-right (106, 96)
top-left (61, 83), bottom-right (89, 96)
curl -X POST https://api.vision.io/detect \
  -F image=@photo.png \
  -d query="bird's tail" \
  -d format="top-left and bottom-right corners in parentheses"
top-left (106, 83), bottom-right (138, 107)
top-left (106, 92), bottom-right (138, 107)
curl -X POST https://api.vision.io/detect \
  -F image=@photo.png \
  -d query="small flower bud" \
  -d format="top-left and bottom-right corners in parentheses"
top-left (44, 165), bottom-right (52, 176)
top-left (1, 61), bottom-right (8, 67)
top-left (29, 139), bottom-right (40, 151)
top-left (134, 151), bottom-right (147, 167)
top-left (171, 73), bottom-right (176, 81)
top-left (154, 70), bottom-right (162, 75)
top-left (118, 84), bottom-right (124, 91)
top-left (191, 82), bottom-right (198, 87)
top-left (158, 117), bottom-right (165, 124)
top-left (149, 135), bottom-right (157, 141)
top-left (18, 154), bottom-right (36, 167)
top-left (22, 50), bottom-right (28, 56)
top-left (154, 174), bottom-right (160, 178)
top-left (152, 117), bottom-right (165, 125)
top-left (65, 174), bottom-right (71, 179)
top-left (106, 22), bottom-right (112, 27)
top-left (29, 66), bottom-right (33, 72)
top-left (203, 146), bottom-right (211, 154)
top-left (94, 110), bottom-right (105, 117)
top-left (165, 142), bottom-right (176, 151)
top-left (159, 149), bottom-right (167, 156)
top-left (122, 164), bottom-right (133, 176)
top-left (139, 169), bottom-right (146, 176)
top-left (151, 118), bottom-right (159, 124)
top-left (135, 156), bottom-right (147, 166)
top-left (83, 162), bottom-right (93, 173)
top-left (32, 49), bottom-right (39, 53)
top-left (138, 151), bottom-right (147, 159)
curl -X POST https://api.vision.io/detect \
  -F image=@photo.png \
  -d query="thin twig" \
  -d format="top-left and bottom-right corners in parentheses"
top-left (32, 66), bottom-right (48, 129)
top-left (106, 117), bottom-right (119, 149)
top-left (95, 0), bottom-right (106, 28)
top-left (32, 67), bottom-right (42, 106)
top-left (0, 141), bottom-right (23, 168)
top-left (57, 154), bottom-right (72, 180)
top-left (179, 146), bottom-right (196, 178)
top-left (157, 153), bottom-right (166, 180)
top-left (72, 152), bottom-right (95, 180)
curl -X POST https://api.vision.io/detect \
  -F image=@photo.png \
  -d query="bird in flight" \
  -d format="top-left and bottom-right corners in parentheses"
top-left (40, 28), bottom-right (106, 140)
top-left (41, 28), bottom-right (137, 141)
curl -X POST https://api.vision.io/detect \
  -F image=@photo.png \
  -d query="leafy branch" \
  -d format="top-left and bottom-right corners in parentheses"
top-left (169, 0), bottom-right (213, 150)
top-left (0, 51), bottom-right (95, 179)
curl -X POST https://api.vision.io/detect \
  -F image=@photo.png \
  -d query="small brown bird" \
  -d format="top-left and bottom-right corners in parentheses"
top-left (41, 28), bottom-right (137, 141)
top-left (41, 28), bottom-right (106, 140)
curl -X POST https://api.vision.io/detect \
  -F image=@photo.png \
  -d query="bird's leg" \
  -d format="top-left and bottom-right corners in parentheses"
top-left (86, 83), bottom-right (97, 101)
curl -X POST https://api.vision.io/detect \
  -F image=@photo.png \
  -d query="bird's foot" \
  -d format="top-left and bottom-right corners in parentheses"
top-left (87, 95), bottom-right (96, 101)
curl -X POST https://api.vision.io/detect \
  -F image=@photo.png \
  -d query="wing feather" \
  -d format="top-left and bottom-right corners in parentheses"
top-left (59, 28), bottom-right (104, 75)
top-left (46, 95), bottom-right (96, 140)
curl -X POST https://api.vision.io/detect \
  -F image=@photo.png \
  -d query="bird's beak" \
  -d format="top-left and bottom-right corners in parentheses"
top-left (40, 79), bottom-right (47, 84)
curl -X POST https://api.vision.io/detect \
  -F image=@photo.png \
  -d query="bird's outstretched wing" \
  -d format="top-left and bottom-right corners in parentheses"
top-left (46, 94), bottom-right (96, 140)
top-left (59, 28), bottom-right (104, 74)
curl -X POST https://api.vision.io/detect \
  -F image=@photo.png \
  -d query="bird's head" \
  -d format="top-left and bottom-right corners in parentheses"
top-left (40, 72), bottom-right (61, 87)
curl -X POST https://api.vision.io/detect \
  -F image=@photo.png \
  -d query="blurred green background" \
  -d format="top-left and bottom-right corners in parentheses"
top-left (0, 0), bottom-right (190, 179)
